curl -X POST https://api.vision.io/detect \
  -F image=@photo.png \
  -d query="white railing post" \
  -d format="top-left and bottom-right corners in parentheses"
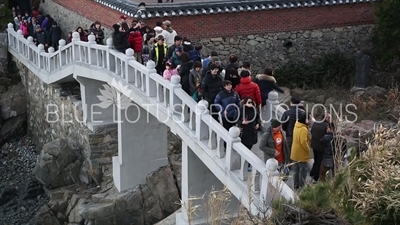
top-left (37, 44), bottom-right (45, 69)
top-left (71, 32), bottom-right (80, 61)
top-left (16, 30), bottom-right (23, 53)
top-left (124, 48), bottom-right (135, 82)
top-left (7, 23), bottom-right (14, 48)
top-left (146, 61), bottom-right (157, 97)
top-left (265, 91), bottom-right (279, 127)
top-left (58, 39), bottom-right (66, 66)
top-left (260, 159), bottom-right (279, 204)
top-left (169, 75), bottom-right (182, 115)
top-left (27, 36), bottom-right (34, 61)
top-left (106, 38), bottom-right (114, 71)
top-left (48, 47), bottom-right (55, 71)
top-left (195, 100), bottom-right (209, 140)
top-left (87, 34), bottom-right (96, 66)
top-left (225, 126), bottom-right (242, 170)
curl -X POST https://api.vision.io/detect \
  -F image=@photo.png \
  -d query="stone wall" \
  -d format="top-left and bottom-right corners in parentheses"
top-left (39, 0), bottom-right (374, 73)
top-left (197, 25), bottom-right (374, 73)
top-left (39, 0), bottom-right (113, 41)
top-left (13, 57), bottom-right (118, 184)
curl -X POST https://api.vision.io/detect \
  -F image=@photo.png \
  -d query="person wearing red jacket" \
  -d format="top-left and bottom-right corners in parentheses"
top-left (235, 69), bottom-right (262, 109)
top-left (128, 30), bottom-right (143, 63)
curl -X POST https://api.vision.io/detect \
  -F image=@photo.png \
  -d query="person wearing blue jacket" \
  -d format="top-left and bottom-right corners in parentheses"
top-left (214, 80), bottom-right (241, 131)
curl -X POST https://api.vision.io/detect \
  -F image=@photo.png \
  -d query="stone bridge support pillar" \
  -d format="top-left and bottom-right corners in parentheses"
top-left (112, 94), bottom-right (168, 192)
top-left (75, 77), bottom-right (115, 130)
top-left (177, 120), bottom-right (239, 224)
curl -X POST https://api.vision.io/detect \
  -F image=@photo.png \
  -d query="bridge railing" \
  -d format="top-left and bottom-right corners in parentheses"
top-left (7, 23), bottom-right (296, 214)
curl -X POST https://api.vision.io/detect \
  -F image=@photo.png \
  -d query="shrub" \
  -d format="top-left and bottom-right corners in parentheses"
top-left (274, 53), bottom-right (355, 89)
top-left (372, 0), bottom-right (400, 67)
top-left (270, 125), bottom-right (400, 225)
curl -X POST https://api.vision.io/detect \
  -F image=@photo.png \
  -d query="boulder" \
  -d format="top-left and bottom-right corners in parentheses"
top-left (0, 82), bottom-right (27, 120)
top-left (32, 205), bottom-right (61, 225)
top-left (34, 139), bottom-right (82, 189)
top-left (0, 114), bottom-right (27, 142)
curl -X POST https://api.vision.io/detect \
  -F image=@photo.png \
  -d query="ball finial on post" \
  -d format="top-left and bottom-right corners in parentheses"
top-left (170, 75), bottom-right (181, 85)
top-left (88, 34), bottom-right (96, 43)
top-left (27, 36), bottom-right (34, 43)
top-left (38, 44), bottom-right (45, 51)
top-left (72, 32), bottom-right (80, 41)
top-left (229, 126), bottom-right (241, 138)
top-left (58, 39), bottom-right (66, 47)
top-left (146, 60), bottom-right (155, 69)
top-left (48, 47), bottom-right (55, 53)
top-left (125, 48), bottom-right (134, 57)
top-left (106, 38), bottom-right (113, 47)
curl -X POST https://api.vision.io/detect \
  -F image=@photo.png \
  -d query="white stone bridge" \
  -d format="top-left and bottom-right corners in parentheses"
top-left (7, 23), bottom-right (296, 224)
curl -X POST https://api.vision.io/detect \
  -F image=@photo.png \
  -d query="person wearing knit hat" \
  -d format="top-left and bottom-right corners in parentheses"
top-left (259, 119), bottom-right (290, 179)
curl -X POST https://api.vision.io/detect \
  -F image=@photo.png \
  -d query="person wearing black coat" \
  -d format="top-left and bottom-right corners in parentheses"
top-left (310, 112), bottom-right (334, 181)
top-left (48, 22), bottom-right (62, 51)
top-left (201, 64), bottom-right (223, 120)
top-left (237, 96), bottom-right (261, 171)
top-left (281, 97), bottom-right (304, 154)
top-left (112, 24), bottom-right (129, 53)
top-left (253, 68), bottom-right (284, 106)
top-left (319, 125), bottom-right (347, 182)
top-left (178, 52), bottom-right (193, 95)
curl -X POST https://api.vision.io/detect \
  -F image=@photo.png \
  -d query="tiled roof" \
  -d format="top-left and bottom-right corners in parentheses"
top-left (93, 0), bottom-right (379, 19)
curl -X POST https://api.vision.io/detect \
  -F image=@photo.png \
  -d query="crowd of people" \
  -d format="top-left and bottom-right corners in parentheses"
top-left (11, 5), bottom-right (346, 190)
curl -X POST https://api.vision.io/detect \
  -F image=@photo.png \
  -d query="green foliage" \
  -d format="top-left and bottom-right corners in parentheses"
top-left (0, 0), bottom-right (12, 29)
top-left (274, 53), bottom-right (355, 89)
top-left (372, 0), bottom-right (400, 66)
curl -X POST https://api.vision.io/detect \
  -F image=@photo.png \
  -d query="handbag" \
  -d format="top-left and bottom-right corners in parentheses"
top-left (322, 158), bottom-right (334, 169)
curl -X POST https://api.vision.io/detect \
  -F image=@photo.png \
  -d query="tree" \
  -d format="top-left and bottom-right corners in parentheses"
top-left (373, 0), bottom-right (400, 65)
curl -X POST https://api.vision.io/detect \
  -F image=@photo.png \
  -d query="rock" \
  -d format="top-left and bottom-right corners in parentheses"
top-left (325, 97), bottom-right (336, 106)
top-left (1, 114), bottom-right (27, 142)
top-left (0, 82), bottom-right (27, 120)
top-left (21, 178), bottom-right (45, 200)
top-left (354, 51), bottom-right (371, 88)
top-left (32, 205), bottom-right (61, 225)
top-left (34, 139), bottom-right (82, 189)
top-left (0, 186), bottom-right (17, 207)
top-left (78, 202), bottom-right (115, 219)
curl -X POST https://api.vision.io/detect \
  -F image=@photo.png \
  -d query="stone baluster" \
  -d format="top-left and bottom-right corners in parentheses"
top-left (260, 158), bottom-right (280, 204)
top-left (71, 32), bottom-right (80, 61)
top-left (26, 36), bottom-right (35, 61)
top-left (146, 60), bottom-right (157, 97)
top-left (265, 91), bottom-right (279, 127)
top-left (170, 75), bottom-right (182, 115)
top-left (124, 48), bottom-right (135, 82)
top-left (37, 44), bottom-right (45, 70)
top-left (225, 126), bottom-right (242, 171)
top-left (7, 23), bottom-right (14, 48)
top-left (16, 30), bottom-right (23, 54)
top-left (58, 39), bottom-right (66, 66)
top-left (87, 34), bottom-right (96, 65)
top-left (195, 100), bottom-right (209, 140)
top-left (106, 38), bottom-right (114, 71)
top-left (48, 47), bottom-right (55, 71)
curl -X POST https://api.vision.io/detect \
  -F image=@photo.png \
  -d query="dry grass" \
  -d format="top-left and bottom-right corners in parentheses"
top-left (350, 87), bottom-right (400, 121)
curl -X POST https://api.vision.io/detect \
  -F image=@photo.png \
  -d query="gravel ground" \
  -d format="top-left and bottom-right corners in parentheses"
top-left (0, 136), bottom-right (48, 225)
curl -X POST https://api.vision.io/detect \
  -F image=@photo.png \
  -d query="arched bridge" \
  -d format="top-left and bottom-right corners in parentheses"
top-left (7, 23), bottom-right (295, 224)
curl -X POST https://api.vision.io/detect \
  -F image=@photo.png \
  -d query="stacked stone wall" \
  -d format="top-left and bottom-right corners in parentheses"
top-left (39, 0), bottom-right (374, 73)
top-left (14, 58), bottom-right (117, 184)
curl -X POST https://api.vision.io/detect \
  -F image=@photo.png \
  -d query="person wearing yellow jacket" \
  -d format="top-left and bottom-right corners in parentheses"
top-left (290, 112), bottom-right (311, 190)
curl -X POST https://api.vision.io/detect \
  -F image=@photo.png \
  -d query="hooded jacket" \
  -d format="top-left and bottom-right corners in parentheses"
top-left (290, 121), bottom-right (311, 162)
top-left (259, 127), bottom-right (290, 163)
top-left (161, 27), bottom-right (177, 47)
top-left (254, 74), bottom-right (284, 105)
top-left (235, 77), bottom-right (262, 106)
